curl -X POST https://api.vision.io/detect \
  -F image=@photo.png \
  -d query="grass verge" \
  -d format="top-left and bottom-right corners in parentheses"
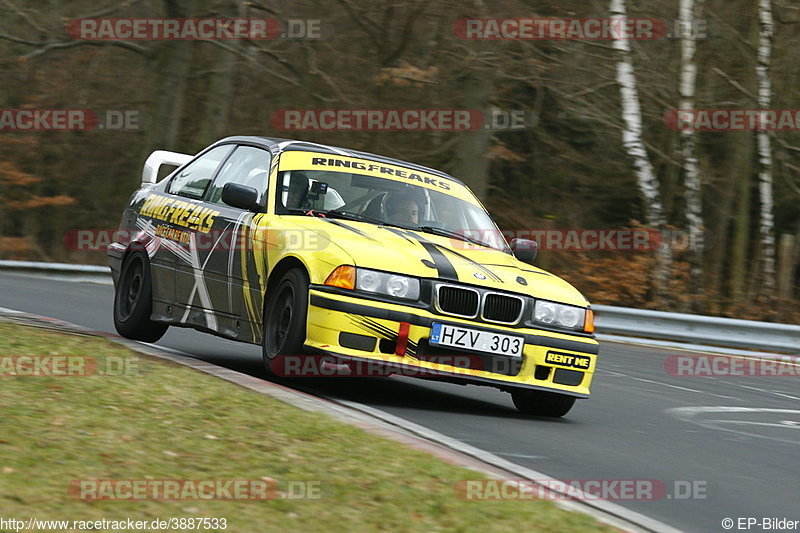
top-left (0, 321), bottom-right (616, 532)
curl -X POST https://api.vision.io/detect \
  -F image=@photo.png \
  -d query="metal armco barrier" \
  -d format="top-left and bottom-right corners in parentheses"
top-left (0, 260), bottom-right (111, 284)
top-left (593, 305), bottom-right (800, 354)
top-left (0, 260), bottom-right (110, 274)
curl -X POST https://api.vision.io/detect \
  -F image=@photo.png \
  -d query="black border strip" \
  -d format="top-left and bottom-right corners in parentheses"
top-left (312, 284), bottom-right (595, 338)
top-left (309, 293), bottom-right (599, 355)
top-left (302, 348), bottom-right (589, 398)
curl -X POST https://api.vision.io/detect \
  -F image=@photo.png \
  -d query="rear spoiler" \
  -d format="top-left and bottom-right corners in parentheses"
top-left (141, 150), bottom-right (193, 186)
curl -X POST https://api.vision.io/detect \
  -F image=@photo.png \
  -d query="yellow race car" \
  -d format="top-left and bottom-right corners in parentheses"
top-left (108, 137), bottom-right (598, 417)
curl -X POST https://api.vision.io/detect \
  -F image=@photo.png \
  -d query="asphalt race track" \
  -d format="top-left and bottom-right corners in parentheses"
top-left (2, 271), bottom-right (798, 533)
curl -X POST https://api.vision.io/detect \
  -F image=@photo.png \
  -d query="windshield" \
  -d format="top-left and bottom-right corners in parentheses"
top-left (276, 165), bottom-right (509, 252)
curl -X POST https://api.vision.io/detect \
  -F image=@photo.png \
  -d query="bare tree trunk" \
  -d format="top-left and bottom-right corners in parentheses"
top-left (610, 0), bottom-right (670, 305)
top-left (730, 137), bottom-right (753, 305)
top-left (193, 0), bottom-right (243, 147)
top-left (448, 69), bottom-right (495, 199)
top-left (704, 132), bottom-right (753, 314)
top-left (194, 44), bottom-right (236, 147)
top-left (792, 222), bottom-right (800, 302)
top-left (679, 0), bottom-right (705, 308)
top-left (756, 0), bottom-right (776, 297)
top-left (142, 0), bottom-right (195, 154)
top-left (776, 234), bottom-right (794, 303)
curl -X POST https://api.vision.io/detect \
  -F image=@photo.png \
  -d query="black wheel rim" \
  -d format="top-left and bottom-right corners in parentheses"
top-left (267, 283), bottom-right (294, 357)
top-left (117, 256), bottom-right (144, 322)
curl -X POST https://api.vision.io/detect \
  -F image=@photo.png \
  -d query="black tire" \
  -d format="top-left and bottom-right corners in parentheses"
top-left (113, 251), bottom-right (168, 343)
top-left (510, 389), bottom-right (577, 417)
top-left (262, 268), bottom-right (309, 376)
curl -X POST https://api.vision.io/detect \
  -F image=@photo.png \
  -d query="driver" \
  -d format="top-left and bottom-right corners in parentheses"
top-left (385, 193), bottom-right (420, 226)
top-left (286, 171), bottom-right (310, 209)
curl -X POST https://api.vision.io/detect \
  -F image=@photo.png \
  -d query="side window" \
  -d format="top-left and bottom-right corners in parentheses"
top-left (167, 145), bottom-right (234, 199)
top-left (206, 146), bottom-right (272, 205)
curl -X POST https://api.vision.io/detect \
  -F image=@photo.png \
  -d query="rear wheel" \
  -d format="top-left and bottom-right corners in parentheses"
top-left (262, 268), bottom-right (309, 376)
top-left (113, 251), bottom-right (168, 343)
top-left (511, 389), bottom-right (576, 417)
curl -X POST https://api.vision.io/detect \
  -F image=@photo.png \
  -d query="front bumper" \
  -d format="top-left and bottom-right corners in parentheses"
top-left (305, 287), bottom-right (599, 397)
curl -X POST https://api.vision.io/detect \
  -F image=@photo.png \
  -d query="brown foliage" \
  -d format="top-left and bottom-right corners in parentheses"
top-left (4, 195), bottom-right (75, 211)
top-left (0, 160), bottom-right (40, 187)
top-left (0, 236), bottom-right (39, 259)
top-left (376, 61), bottom-right (439, 87)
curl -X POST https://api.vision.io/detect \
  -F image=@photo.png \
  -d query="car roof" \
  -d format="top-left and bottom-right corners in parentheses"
top-left (210, 136), bottom-right (465, 185)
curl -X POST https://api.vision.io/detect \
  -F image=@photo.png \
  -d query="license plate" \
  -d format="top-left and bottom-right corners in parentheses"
top-left (430, 323), bottom-right (524, 357)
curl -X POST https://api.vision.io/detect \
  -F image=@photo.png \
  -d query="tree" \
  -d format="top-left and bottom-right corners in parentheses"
top-left (756, 0), bottom-right (776, 296)
top-left (678, 0), bottom-right (705, 305)
top-left (610, 0), bottom-right (670, 305)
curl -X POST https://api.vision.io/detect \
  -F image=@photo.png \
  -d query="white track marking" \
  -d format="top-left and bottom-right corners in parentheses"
top-left (667, 406), bottom-right (800, 445)
top-left (601, 369), bottom-right (739, 400)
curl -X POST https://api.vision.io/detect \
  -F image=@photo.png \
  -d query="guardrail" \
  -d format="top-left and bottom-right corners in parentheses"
top-left (593, 305), bottom-right (799, 354)
top-left (0, 260), bottom-right (110, 274)
top-left (0, 260), bottom-right (111, 284)
top-left (1, 260), bottom-right (797, 354)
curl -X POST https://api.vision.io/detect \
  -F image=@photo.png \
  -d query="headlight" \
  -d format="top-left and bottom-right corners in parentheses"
top-left (534, 301), bottom-right (557, 324)
top-left (356, 268), bottom-right (420, 300)
top-left (358, 270), bottom-right (381, 292)
top-left (533, 300), bottom-right (585, 330)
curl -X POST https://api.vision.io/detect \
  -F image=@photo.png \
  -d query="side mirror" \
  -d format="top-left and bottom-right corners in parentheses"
top-left (510, 238), bottom-right (538, 264)
top-left (221, 183), bottom-right (261, 212)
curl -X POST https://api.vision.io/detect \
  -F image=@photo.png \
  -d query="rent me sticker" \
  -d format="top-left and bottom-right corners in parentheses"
top-left (545, 351), bottom-right (591, 370)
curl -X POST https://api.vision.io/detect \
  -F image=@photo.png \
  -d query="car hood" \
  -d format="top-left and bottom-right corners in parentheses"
top-left (288, 217), bottom-right (590, 307)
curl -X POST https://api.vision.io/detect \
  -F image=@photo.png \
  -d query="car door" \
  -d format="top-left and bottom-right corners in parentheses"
top-left (196, 145), bottom-right (273, 339)
top-left (161, 144), bottom-right (235, 330)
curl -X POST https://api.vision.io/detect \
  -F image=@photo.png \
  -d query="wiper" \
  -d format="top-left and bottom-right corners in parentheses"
top-left (325, 210), bottom-right (411, 230)
top-left (284, 207), bottom-right (324, 216)
top-left (415, 226), bottom-right (492, 248)
top-left (324, 209), bottom-right (385, 225)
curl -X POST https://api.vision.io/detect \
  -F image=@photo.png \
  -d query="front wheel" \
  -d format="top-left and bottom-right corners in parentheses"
top-left (510, 389), bottom-right (576, 417)
top-left (262, 268), bottom-right (309, 376)
top-left (113, 251), bottom-right (168, 343)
